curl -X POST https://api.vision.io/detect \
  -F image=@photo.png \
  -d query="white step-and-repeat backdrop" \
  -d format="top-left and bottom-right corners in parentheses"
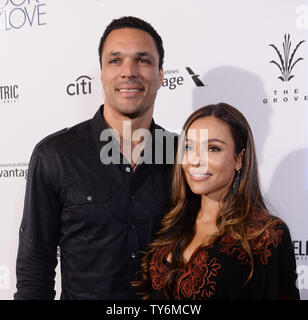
top-left (0, 0), bottom-right (307, 299)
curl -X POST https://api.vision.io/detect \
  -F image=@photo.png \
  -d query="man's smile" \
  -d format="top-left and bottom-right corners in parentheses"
top-left (116, 85), bottom-right (145, 97)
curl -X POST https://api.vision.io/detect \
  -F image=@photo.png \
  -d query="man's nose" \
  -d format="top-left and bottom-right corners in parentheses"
top-left (120, 60), bottom-right (138, 79)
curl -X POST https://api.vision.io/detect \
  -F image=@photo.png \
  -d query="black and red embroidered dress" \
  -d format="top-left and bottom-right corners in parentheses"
top-left (149, 213), bottom-right (300, 300)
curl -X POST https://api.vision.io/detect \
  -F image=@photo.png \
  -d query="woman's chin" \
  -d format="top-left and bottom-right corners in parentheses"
top-left (189, 186), bottom-right (210, 195)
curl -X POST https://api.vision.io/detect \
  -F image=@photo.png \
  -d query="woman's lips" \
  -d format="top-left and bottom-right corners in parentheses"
top-left (189, 173), bottom-right (212, 181)
top-left (188, 167), bottom-right (212, 181)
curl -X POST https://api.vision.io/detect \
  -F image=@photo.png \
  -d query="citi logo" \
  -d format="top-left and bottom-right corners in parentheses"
top-left (66, 75), bottom-right (93, 96)
top-left (185, 67), bottom-right (205, 87)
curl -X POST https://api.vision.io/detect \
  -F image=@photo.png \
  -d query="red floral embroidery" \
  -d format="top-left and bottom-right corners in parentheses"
top-left (219, 212), bottom-right (284, 265)
top-left (149, 245), bottom-right (171, 290)
top-left (174, 249), bottom-right (221, 300)
top-left (150, 245), bottom-right (221, 299)
top-left (149, 212), bottom-right (287, 299)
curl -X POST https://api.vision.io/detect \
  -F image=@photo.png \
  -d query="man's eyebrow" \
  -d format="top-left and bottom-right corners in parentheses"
top-left (106, 51), bottom-right (155, 59)
top-left (109, 51), bottom-right (121, 56)
top-left (136, 51), bottom-right (154, 59)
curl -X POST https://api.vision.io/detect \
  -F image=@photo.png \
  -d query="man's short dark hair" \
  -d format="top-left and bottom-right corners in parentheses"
top-left (98, 16), bottom-right (164, 70)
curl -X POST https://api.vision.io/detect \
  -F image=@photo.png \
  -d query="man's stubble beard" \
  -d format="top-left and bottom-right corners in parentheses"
top-left (115, 103), bottom-right (154, 119)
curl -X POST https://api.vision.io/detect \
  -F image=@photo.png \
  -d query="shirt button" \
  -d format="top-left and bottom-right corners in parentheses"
top-left (87, 196), bottom-right (92, 202)
top-left (125, 167), bottom-right (131, 173)
top-left (131, 252), bottom-right (136, 259)
top-left (131, 195), bottom-right (135, 200)
top-left (131, 224), bottom-right (136, 230)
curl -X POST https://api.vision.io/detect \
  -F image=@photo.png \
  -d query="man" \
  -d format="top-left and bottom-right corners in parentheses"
top-left (15, 16), bottom-right (176, 300)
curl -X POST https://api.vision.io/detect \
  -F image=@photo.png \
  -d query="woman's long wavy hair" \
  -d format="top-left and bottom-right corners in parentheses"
top-left (132, 103), bottom-right (277, 299)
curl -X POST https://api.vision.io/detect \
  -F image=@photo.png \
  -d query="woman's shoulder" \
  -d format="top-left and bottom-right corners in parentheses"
top-left (246, 211), bottom-right (291, 261)
top-left (246, 211), bottom-right (288, 235)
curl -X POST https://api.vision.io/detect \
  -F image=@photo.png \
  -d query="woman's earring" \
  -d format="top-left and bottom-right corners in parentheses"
top-left (232, 169), bottom-right (241, 196)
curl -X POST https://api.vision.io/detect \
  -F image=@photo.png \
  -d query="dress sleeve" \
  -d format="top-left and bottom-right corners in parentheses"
top-left (244, 221), bottom-right (300, 300)
top-left (14, 144), bottom-right (61, 300)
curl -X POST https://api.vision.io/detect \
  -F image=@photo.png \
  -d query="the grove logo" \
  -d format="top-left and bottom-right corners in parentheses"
top-left (66, 75), bottom-right (93, 96)
top-left (269, 33), bottom-right (305, 82)
top-left (0, 0), bottom-right (47, 31)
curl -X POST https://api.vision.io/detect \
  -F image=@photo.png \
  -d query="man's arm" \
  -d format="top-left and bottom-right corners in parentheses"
top-left (14, 143), bottom-right (62, 300)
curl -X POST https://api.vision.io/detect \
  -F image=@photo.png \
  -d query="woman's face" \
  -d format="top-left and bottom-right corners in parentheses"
top-left (181, 116), bottom-right (244, 200)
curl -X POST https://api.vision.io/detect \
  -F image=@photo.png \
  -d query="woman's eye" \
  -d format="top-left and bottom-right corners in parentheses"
top-left (185, 144), bottom-right (193, 151)
top-left (208, 145), bottom-right (220, 152)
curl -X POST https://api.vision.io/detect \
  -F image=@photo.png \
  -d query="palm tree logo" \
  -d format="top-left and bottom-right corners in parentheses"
top-left (269, 34), bottom-right (305, 81)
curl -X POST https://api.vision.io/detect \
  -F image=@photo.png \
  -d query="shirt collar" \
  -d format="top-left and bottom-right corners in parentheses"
top-left (90, 105), bottom-right (159, 162)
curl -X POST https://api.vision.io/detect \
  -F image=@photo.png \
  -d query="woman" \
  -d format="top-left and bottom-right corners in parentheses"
top-left (133, 103), bottom-right (299, 300)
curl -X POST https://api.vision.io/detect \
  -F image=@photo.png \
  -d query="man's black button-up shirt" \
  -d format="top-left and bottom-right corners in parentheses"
top-left (14, 105), bottom-right (176, 300)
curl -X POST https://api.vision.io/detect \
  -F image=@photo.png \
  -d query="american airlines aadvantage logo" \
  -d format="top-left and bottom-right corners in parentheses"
top-left (185, 67), bottom-right (205, 87)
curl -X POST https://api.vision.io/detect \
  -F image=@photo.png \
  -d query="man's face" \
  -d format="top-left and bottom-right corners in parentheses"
top-left (100, 28), bottom-right (164, 118)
